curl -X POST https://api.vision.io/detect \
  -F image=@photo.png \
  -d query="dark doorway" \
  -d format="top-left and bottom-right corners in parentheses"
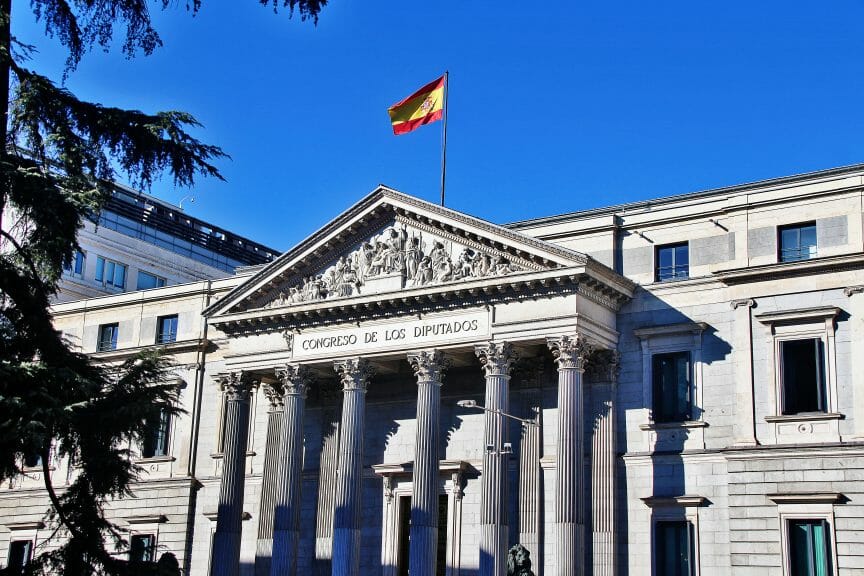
top-left (397, 495), bottom-right (412, 576)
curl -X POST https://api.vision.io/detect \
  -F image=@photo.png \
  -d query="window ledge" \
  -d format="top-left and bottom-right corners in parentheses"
top-left (641, 495), bottom-right (709, 508)
top-left (640, 420), bottom-right (708, 431)
top-left (134, 455), bottom-right (176, 464)
top-left (768, 492), bottom-right (846, 505)
top-left (210, 451), bottom-right (256, 459)
top-left (765, 413), bottom-right (843, 423)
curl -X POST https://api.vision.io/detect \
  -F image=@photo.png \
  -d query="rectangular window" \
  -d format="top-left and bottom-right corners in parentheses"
top-left (129, 534), bottom-right (156, 563)
top-left (652, 352), bottom-right (692, 422)
top-left (23, 452), bottom-right (42, 469)
top-left (156, 315), bottom-right (178, 345)
top-left (137, 271), bottom-right (166, 290)
top-left (97, 323), bottom-right (119, 352)
top-left (141, 408), bottom-right (171, 459)
top-left (63, 250), bottom-right (85, 277)
top-left (655, 520), bottom-right (695, 576)
top-left (781, 339), bottom-right (826, 414)
top-left (95, 256), bottom-right (127, 289)
top-left (779, 222), bottom-right (817, 262)
top-left (656, 243), bottom-right (689, 282)
top-left (788, 519), bottom-right (831, 576)
top-left (7, 540), bottom-right (33, 574)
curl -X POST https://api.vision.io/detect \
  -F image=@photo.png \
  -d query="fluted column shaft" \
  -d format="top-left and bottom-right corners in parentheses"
top-left (408, 350), bottom-right (448, 576)
top-left (211, 372), bottom-right (255, 576)
top-left (548, 335), bottom-right (592, 576)
top-left (255, 383), bottom-right (286, 576)
top-left (271, 365), bottom-right (311, 576)
top-left (331, 358), bottom-right (374, 576)
top-left (476, 342), bottom-right (516, 576)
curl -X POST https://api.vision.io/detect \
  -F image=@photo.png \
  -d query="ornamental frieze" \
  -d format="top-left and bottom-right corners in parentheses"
top-left (261, 223), bottom-right (528, 309)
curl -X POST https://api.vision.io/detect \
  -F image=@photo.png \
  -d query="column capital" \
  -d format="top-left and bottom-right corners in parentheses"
top-left (407, 349), bottom-right (449, 385)
top-left (730, 298), bottom-right (756, 309)
top-left (547, 334), bottom-right (593, 371)
top-left (276, 363), bottom-right (312, 398)
top-left (334, 357), bottom-right (375, 392)
top-left (474, 341), bottom-right (517, 377)
top-left (263, 382), bottom-right (285, 411)
top-left (585, 348), bottom-right (621, 382)
top-left (217, 371), bottom-right (256, 402)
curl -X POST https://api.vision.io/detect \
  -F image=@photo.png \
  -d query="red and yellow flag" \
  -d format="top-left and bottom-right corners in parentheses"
top-left (388, 75), bottom-right (445, 135)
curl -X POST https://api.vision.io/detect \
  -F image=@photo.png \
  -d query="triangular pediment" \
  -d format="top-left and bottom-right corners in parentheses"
top-left (205, 186), bottom-right (617, 322)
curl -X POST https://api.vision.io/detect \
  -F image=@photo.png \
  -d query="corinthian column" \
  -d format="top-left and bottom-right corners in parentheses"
top-left (270, 364), bottom-right (312, 576)
top-left (255, 382), bottom-right (286, 576)
top-left (331, 358), bottom-right (374, 576)
top-left (548, 335), bottom-right (592, 576)
top-left (211, 371), bottom-right (256, 576)
top-left (408, 350), bottom-right (448, 576)
top-left (475, 342), bottom-right (517, 576)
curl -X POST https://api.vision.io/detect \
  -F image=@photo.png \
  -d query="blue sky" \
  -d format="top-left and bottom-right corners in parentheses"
top-left (13, 1), bottom-right (864, 251)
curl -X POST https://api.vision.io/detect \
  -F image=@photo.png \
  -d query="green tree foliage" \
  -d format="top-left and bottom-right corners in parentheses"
top-left (0, 1), bottom-right (325, 574)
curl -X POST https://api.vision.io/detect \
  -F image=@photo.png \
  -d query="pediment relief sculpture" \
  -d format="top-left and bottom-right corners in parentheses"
top-left (260, 223), bottom-right (533, 309)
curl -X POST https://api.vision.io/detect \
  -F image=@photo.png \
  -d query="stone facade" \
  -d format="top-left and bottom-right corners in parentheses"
top-left (3, 164), bottom-right (864, 575)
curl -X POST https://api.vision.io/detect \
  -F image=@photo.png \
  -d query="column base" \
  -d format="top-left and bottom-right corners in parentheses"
top-left (254, 538), bottom-right (272, 576)
top-left (270, 530), bottom-right (299, 576)
top-left (479, 524), bottom-right (508, 576)
top-left (556, 522), bottom-right (584, 576)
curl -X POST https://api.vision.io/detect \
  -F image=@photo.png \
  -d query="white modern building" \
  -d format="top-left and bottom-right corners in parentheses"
top-left (4, 163), bottom-right (864, 576)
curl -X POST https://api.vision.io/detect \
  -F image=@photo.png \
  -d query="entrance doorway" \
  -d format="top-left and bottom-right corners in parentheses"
top-left (395, 494), bottom-right (450, 576)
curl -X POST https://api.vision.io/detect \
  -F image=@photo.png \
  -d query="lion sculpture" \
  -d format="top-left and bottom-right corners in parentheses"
top-left (507, 544), bottom-right (535, 576)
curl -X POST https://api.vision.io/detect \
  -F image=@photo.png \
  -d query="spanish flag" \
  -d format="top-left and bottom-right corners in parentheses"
top-left (388, 75), bottom-right (446, 135)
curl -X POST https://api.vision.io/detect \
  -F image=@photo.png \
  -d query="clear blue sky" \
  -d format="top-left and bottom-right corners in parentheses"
top-left (13, 1), bottom-right (864, 251)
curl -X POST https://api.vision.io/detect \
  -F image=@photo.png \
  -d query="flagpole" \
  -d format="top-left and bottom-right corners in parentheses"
top-left (440, 71), bottom-right (449, 207)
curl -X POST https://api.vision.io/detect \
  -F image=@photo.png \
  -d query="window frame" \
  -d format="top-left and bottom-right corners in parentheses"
top-left (778, 221), bottom-right (818, 263)
top-left (769, 494), bottom-right (841, 576)
top-left (6, 539), bottom-right (34, 574)
top-left (651, 350), bottom-right (693, 423)
top-left (63, 250), bottom-right (86, 278)
top-left (129, 533), bottom-right (157, 564)
top-left (94, 256), bottom-right (127, 289)
top-left (655, 242), bottom-right (690, 282)
top-left (140, 407), bottom-right (172, 460)
top-left (97, 323), bottom-right (120, 352)
top-left (156, 315), bottom-right (179, 345)
top-left (643, 496), bottom-right (705, 576)
top-left (137, 270), bottom-right (167, 291)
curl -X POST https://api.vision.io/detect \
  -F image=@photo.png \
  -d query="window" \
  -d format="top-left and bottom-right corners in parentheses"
top-left (780, 339), bottom-right (826, 415)
top-left (95, 256), bottom-right (127, 289)
top-left (655, 520), bottom-right (695, 576)
top-left (156, 315), bottom-right (178, 345)
top-left (7, 540), bottom-right (33, 574)
top-left (22, 452), bottom-right (42, 469)
top-left (129, 534), bottom-right (156, 563)
top-left (652, 352), bottom-right (692, 422)
top-left (779, 222), bottom-right (817, 262)
top-left (97, 323), bottom-right (119, 352)
top-left (63, 250), bottom-right (85, 277)
top-left (656, 243), bottom-right (689, 282)
top-left (137, 271), bottom-right (166, 290)
top-left (141, 408), bottom-right (171, 459)
top-left (788, 519), bottom-right (832, 576)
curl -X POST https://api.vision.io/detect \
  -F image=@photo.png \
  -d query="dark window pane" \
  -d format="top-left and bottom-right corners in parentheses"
top-left (789, 519), bottom-right (831, 576)
top-left (23, 452), bottom-right (42, 468)
top-left (98, 323), bottom-right (119, 352)
top-left (656, 243), bottom-right (689, 281)
top-left (7, 540), bottom-right (33, 574)
top-left (655, 521), bottom-right (693, 576)
top-left (95, 256), bottom-right (105, 282)
top-left (780, 223), bottom-right (817, 262)
top-left (781, 339), bottom-right (826, 414)
top-left (652, 352), bottom-right (692, 422)
top-left (142, 409), bottom-right (171, 458)
top-left (130, 534), bottom-right (155, 563)
top-left (156, 315), bottom-right (178, 344)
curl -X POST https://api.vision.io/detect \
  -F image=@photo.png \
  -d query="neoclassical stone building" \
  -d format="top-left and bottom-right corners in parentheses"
top-left (5, 163), bottom-right (864, 576)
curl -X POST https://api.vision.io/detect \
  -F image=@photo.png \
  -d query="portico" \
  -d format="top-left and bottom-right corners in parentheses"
top-left (204, 187), bottom-right (634, 576)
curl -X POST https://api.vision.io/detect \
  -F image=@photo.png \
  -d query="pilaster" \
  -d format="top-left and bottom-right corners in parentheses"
top-left (731, 298), bottom-right (758, 446)
top-left (475, 341), bottom-right (517, 576)
top-left (255, 382), bottom-right (286, 576)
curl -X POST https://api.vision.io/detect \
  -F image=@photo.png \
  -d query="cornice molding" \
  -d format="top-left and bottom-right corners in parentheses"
top-left (714, 253), bottom-right (864, 285)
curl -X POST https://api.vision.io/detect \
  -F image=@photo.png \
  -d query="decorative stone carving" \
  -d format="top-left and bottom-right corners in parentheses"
top-left (585, 348), bottom-right (621, 382)
top-left (275, 364), bottom-right (312, 398)
top-left (282, 331), bottom-right (294, 352)
top-left (547, 334), bottom-right (593, 371)
top-left (262, 382), bottom-right (285, 411)
top-left (217, 371), bottom-right (256, 401)
top-left (507, 544), bottom-right (536, 576)
top-left (383, 476), bottom-right (394, 504)
top-left (333, 358), bottom-right (375, 391)
top-left (262, 223), bottom-right (527, 309)
top-left (475, 341), bottom-right (517, 376)
top-left (407, 349), bottom-right (449, 384)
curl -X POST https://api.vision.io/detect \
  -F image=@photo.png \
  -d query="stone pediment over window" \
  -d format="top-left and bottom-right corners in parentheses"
top-left (204, 186), bottom-right (634, 329)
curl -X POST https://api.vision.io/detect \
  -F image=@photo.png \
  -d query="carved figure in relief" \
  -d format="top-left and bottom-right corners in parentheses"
top-left (404, 235), bottom-right (423, 280)
top-left (456, 248), bottom-right (475, 279)
top-left (507, 544), bottom-right (535, 576)
top-left (413, 256), bottom-right (434, 286)
top-left (434, 254), bottom-right (454, 283)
